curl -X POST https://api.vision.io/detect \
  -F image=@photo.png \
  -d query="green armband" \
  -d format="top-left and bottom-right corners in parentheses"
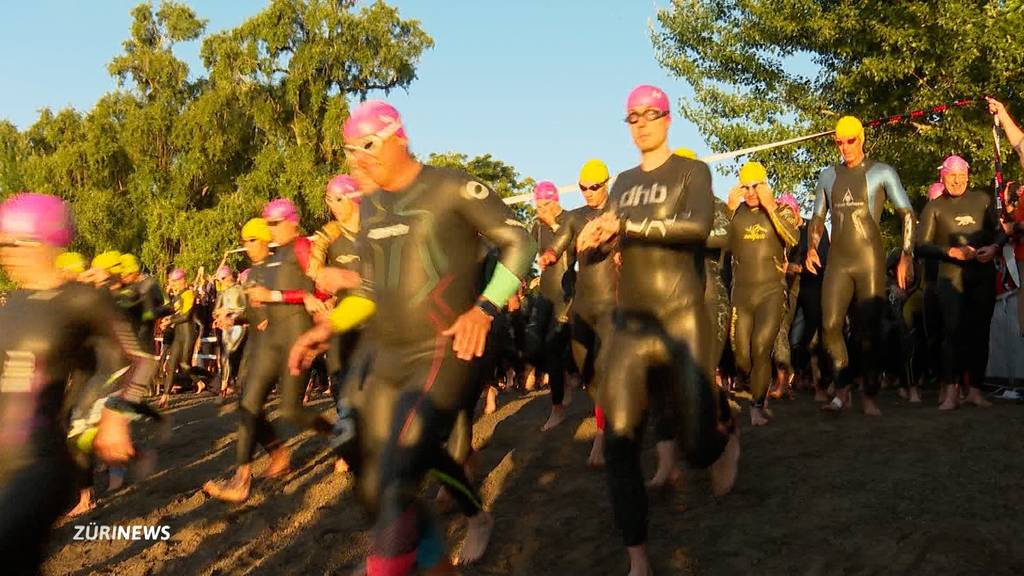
top-left (480, 262), bottom-right (521, 308)
top-left (328, 295), bottom-right (376, 333)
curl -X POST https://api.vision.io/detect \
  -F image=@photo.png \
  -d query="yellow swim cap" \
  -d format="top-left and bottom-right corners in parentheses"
top-left (674, 147), bottom-right (698, 159)
top-left (835, 116), bottom-right (864, 139)
top-left (578, 159), bottom-right (609, 185)
top-left (92, 250), bottom-right (122, 273)
top-left (55, 251), bottom-right (86, 275)
top-left (119, 253), bottom-right (140, 275)
top-left (241, 217), bottom-right (272, 242)
top-left (739, 161), bottom-right (768, 186)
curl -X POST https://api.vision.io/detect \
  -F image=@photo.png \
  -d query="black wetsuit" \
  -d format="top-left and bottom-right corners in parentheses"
top-left (791, 227), bottom-right (830, 376)
top-left (0, 282), bottom-right (153, 575)
top-left (160, 288), bottom-right (196, 395)
top-left (346, 165), bottom-right (535, 569)
top-left (529, 212), bottom-right (573, 407)
top-left (116, 275), bottom-right (165, 355)
top-left (810, 158), bottom-right (914, 394)
top-left (596, 154), bottom-right (732, 547)
top-left (727, 202), bottom-right (799, 407)
top-left (916, 190), bottom-right (1004, 390)
top-left (548, 203), bottom-right (617, 390)
top-left (705, 199), bottom-right (732, 370)
top-left (236, 238), bottom-right (332, 467)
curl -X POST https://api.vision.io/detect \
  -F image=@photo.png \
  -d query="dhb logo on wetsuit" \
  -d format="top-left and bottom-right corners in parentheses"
top-left (619, 184), bottom-right (669, 208)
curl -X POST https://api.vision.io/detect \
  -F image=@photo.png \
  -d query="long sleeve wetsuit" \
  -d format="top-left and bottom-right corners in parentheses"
top-left (117, 275), bottom-right (164, 355)
top-left (916, 190), bottom-right (1004, 390)
top-left (236, 237), bottom-right (333, 468)
top-left (809, 158), bottom-right (914, 394)
top-left (548, 203), bottom-right (617, 391)
top-left (705, 198), bottom-right (732, 369)
top-left (345, 165), bottom-right (535, 573)
top-left (160, 288), bottom-right (196, 395)
top-left (791, 227), bottom-right (830, 375)
top-left (727, 202), bottom-right (799, 407)
top-left (595, 154), bottom-right (733, 548)
top-left (0, 282), bottom-right (155, 575)
top-left (530, 213), bottom-right (573, 407)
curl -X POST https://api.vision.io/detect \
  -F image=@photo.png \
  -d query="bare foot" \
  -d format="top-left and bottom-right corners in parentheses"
top-left (453, 511), bottom-right (494, 566)
top-left (484, 386), bottom-right (498, 415)
top-left (541, 405), bottom-right (566, 432)
top-left (626, 544), bottom-right (652, 576)
top-left (862, 396), bottom-right (882, 416)
top-left (588, 432), bottom-right (606, 469)
top-left (203, 473), bottom-right (251, 503)
top-left (897, 387), bottom-right (908, 400)
top-left (524, 368), bottom-right (536, 391)
top-left (710, 431), bottom-right (741, 497)
top-left (938, 385), bottom-right (959, 411)
top-left (258, 446), bottom-right (291, 479)
top-left (908, 387), bottom-right (922, 404)
top-left (646, 440), bottom-right (681, 489)
top-left (435, 485), bottom-right (454, 514)
top-left (66, 489), bottom-right (94, 517)
top-left (158, 393), bottom-right (170, 409)
top-left (334, 458), bottom-right (349, 474)
top-left (813, 387), bottom-right (829, 403)
top-left (964, 387), bottom-right (993, 408)
top-left (750, 406), bottom-right (771, 426)
top-left (821, 388), bottom-right (850, 413)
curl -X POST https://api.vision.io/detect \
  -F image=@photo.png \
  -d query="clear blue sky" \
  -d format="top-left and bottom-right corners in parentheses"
top-left (0, 0), bottom-right (734, 208)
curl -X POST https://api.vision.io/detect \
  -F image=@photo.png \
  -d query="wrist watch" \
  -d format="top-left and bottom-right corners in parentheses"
top-left (476, 298), bottom-right (500, 318)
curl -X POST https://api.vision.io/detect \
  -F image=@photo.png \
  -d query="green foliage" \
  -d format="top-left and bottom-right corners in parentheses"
top-left (0, 0), bottom-right (433, 275)
top-left (426, 152), bottom-right (537, 223)
top-left (654, 0), bottom-right (1024, 228)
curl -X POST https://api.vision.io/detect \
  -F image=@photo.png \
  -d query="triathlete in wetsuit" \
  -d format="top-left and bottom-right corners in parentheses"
top-left (288, 100), bottom-right (535, 573)
top-left (233, 218), bottom-right (273, 398)
top-left (203, 200), bottom-right (333, 503)
top-left (916, 156), bottom-right (1005, 410)
top-left (117, 253), bottom-right (166, 356)
top-left (309, 173), bottom-right (364, 472)
top-left (726, 162), bottom-right (799, 425)
top-left (158, 268), bottom-right (195, 402)
top-left (531, 181), bottom-right (573, 432)
top-left (213, 265), bottom-right (246, 394)
top-left (543, 158), bottom-right (616, 467)
top-left (806, 116), bottom-right (915, 416)
top-left (0, 193), bottom-right (152, 576)
top-left (576, 85), bottom-right (740, 576)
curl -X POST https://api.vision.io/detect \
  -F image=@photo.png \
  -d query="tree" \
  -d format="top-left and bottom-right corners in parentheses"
top-left (426, 152), bottom-right (536, 223)
top-left (0, 0), bottom-right (433, 277)
top-left (654, 0), bottom-right (1024, 220)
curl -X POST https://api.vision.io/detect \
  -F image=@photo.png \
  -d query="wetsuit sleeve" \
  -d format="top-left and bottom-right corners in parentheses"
top-left (548, 212), bottom-right (577, 258)
top-left (706, 204), bottom-right (730, 249)
top-left (307, 224), bottom-right (340, 280)
top-left (809, 170), bottom-right (829, 251)
top-left (168, 290), bottom-right (194, 326)
top-left (880, 165), bottom-right (915, 255)
top-left (280, 237), bottom-right (332, 303)
top-left (914, 203), bottom-right (944, 260)
top-left (456, 179), bottom-right (537, 306)
top-left (768, 204), bottom-right (800, 248)
top-left (619, 160), bottom-right (713, 245)
top-left (80, 289), bottom-right (157, 406)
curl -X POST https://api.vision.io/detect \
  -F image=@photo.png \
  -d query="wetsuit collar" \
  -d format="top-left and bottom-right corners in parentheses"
top-left (380, 159), bottom-right (423, 193)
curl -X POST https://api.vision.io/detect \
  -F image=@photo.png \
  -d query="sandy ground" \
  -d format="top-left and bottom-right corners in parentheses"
top-left (43, 387), bottom-right (1024, 576)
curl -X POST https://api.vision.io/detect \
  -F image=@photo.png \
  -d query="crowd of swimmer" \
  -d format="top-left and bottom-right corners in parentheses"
top-left (2, 85), bottom-right (1024, 576)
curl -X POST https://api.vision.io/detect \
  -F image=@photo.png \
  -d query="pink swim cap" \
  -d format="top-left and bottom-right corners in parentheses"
top-left (776, 193), bottom-right (801, 218)
top-left (939, 155), bottom-right (969, 178)
top-left (216, 265), bottom-right (232, 280)
top-left (928, 182), bottom-right (946, 200)
top-left (262, 198), bottom-right (299, 223)
top-left (0, 192), bottom-right (73, 247)
top-left (168, 268), bottom-right (186, 282)
top-left (626, 85), bottom-right (670, 114)
top-left (533, 181), bottom-right (559, 203)
top-left (342, 100), bottom-right (406, 141)
top-left (238, 268), bottom-right (251, 284)
top-left (326, 174), bottom-right (362, 204)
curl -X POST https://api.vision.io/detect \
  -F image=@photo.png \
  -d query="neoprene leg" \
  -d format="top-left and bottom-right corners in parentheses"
top-left (821, 267), bottom-right (856, 387)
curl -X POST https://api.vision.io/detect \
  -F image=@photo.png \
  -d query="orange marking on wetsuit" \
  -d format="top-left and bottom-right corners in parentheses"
top-left (428, 273), bottom-right (456, 324)
top-left (397, 312), bottom-right (450, 442)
